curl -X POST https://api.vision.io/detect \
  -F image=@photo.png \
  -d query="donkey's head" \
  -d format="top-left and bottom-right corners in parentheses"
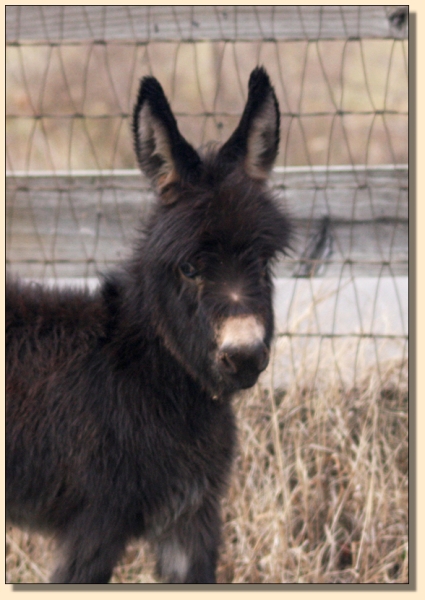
top-left (132, 67), bottom-right (291, 397)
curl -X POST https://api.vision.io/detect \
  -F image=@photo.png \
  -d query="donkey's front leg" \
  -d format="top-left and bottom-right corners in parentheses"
top-left (51, 520), bottom-right (128, 583)
top-left (155, 501), bottom-right (221, 583)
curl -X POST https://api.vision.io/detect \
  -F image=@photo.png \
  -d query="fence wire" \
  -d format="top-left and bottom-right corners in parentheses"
top-left (5, 4), bottom-right (409, 586)
top-left (6, 5), bottom-right (408, 388)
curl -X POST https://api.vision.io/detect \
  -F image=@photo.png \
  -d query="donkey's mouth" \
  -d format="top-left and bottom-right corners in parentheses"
top-left (233, 371), bottom-right (263, 390)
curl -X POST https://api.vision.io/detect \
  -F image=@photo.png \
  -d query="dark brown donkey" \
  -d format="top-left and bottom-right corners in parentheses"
top-left (6, 67), bottom-right (291, 583)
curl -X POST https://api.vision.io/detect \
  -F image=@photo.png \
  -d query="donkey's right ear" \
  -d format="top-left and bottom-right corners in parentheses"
top-left (132, 77), bottom-right (202, 201)
top-left (218, 67), bottom-right (280, 181)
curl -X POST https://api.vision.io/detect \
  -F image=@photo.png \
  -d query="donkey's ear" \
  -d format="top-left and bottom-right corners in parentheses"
top-left (133, 77), bottom-right (202, 200)
top-left (218, 67), bottom-right (280, 180)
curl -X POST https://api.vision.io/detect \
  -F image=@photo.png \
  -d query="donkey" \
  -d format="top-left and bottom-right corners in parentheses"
top-left (6, 67), bottom-right (291, 584)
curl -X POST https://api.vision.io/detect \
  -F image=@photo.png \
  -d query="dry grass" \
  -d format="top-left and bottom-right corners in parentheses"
top-left (6, 18), bottom-right (408, 586)
top-left (6, 352), bottom-right (408, 584)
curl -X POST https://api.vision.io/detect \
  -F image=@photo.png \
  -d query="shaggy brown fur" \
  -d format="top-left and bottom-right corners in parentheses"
top-left (6, 67), bottom-right (291, 583)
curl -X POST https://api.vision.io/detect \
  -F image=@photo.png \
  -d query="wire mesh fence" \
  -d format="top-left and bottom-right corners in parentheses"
top-left (6, 4), bottom-right (408, 381)
top-left (6, 5), bottom-right (409, 584)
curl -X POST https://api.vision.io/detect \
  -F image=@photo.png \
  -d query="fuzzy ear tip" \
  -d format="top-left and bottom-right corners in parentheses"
top-left (248, 66), bottom-right (272, 90)
top-left (136, 76), bottom-right (164, 106)
top-left (133, 76), bottom-right (170, 138)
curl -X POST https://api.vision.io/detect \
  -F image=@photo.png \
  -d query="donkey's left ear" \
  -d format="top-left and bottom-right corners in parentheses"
top-left (132, 77), bottom-right (202, 200)
top-left (218, 67), bottom-right (280, 181)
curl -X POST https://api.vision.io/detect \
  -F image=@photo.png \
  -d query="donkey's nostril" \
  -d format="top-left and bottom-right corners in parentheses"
top-left (218, 351), bottom-right (238, 374)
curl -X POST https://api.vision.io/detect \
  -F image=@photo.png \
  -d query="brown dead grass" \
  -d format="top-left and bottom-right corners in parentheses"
top-left (6, 354), bottom-right (408, 584)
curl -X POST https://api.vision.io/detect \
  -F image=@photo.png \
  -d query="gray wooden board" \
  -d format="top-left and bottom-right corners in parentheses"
top-left (6, 5), bottom-right (408, 43)
top-left (6, 166), bottom-right (408, 279)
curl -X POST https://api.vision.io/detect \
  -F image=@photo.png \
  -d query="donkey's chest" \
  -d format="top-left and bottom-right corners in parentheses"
top-left (144, 469), bottom-right (208, 539)
top-left (132, 403), bottom-right (235, 537)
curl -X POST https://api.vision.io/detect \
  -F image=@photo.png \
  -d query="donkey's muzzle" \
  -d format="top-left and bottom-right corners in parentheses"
top-left (216, 315), bottom-right (269, 390)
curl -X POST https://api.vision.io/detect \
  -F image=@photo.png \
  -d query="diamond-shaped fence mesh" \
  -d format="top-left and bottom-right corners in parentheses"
top-left (6, 5), bottom-right (408, 388)
top-left (6, 5), bottom-right (409, 584)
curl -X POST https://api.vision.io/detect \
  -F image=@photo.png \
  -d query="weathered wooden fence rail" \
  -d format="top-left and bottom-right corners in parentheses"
top-left (6, 5), bottom-right (408, 43)
top-left (6, 165), bottom-right (408, 280)
top-left (5, 5), bottom-right (408, 412)
top-left (6, 5), bottom-right (408, 281)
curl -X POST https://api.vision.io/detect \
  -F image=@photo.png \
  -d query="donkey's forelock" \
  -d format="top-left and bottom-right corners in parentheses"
top-left (197, 164), bottom-right (291, 255)
top-left (140, 170), bottom-right (291, 271)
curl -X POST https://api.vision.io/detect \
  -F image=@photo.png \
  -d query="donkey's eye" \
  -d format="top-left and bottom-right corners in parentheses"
top-left (179, 262), bottom-right (199, 279)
